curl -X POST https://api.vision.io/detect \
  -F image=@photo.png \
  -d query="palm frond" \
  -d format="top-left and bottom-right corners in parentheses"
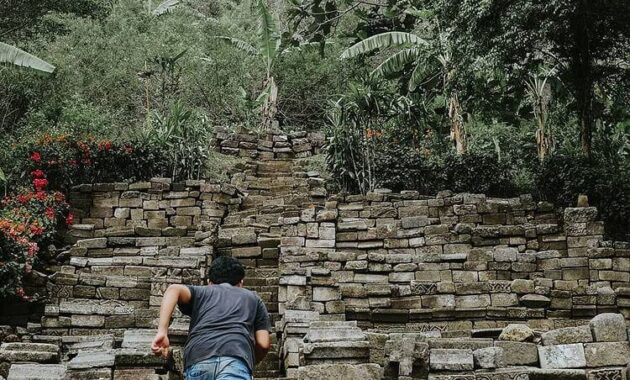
top-left (212, 36), bottom-right (258, 55)
top-left (340, 32), bottom-right (428, 59)
top-left (372, 48), bottom-right (420, 77)
top-left (152, 0), bottom-right (180, 16)
top-left (0, 42), bottom-right (55, 73)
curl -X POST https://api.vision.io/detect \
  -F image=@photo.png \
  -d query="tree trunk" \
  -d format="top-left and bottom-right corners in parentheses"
top-left (448, 93), bottom-right (466, 155)
top-left (261, 76), bottom-right (278, 131)
top-left (573, 0), bottom-right (594, 158)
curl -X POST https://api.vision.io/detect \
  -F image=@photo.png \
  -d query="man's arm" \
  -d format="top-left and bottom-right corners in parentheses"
top-left (254, 330), bottom-right (271, 364)
top-left (151, 284), bottom-right (192, 358)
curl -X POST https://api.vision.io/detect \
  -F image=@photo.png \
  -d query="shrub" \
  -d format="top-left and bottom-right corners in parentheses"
top-left (11, 133), bottom-right (170, 191)
top-left (373, 141), bottom-right (433, 193)
top-left (0, 174), bottom-right (71, 300)
top-left (536, 155), bottom-right (630, 241)
top-left (438, 153), bottom-right (519, 197)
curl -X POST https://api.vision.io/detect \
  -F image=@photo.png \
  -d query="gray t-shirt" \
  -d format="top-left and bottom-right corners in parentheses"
top-left (178, 283), bottom-right (272, 373)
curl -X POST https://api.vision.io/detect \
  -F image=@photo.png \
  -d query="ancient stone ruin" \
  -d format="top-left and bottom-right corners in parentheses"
top-left (0, 129), bottom-right (629, 380)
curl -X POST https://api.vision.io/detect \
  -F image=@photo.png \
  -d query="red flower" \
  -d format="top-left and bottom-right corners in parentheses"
top-left (33, 178), bottom-right (48, 190)
top-left (15, 288), bottom-right (25, 298)
top-left (65, 212), bottom-right (75, 226)
top-left (53, 192), bottom-right (65, 202)
top-left (98, 141), bottom-right (113, 151)
top-left (30, 223), bottom-right (44, 236)
top-left (45, 207), bottom-right (55, 220)
top-left (68, 160), bottom-right (78, 167)
top-left (35, 191), bottom-right (47, 201)
top-left (27, 243), bottom-right (39, 257)
top-left (17, 193), bottom-right (32, 204)
top-left (30, 152), bottom-right (42, 162)
top-left (31, 169), bottom-right (45, 178)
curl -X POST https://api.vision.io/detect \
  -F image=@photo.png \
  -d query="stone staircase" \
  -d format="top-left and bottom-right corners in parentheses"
top-left (218, 158), bottom-right (327, 378)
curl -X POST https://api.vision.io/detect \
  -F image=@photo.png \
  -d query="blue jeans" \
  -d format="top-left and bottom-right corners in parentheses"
top-left (185, 356), bottom-right (252, 380)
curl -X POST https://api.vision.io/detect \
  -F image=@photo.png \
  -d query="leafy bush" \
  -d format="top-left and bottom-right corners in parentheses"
top-left (0, 179), bottom-right (71, 300)
top-left (10, 134), bottom-right (170, 191)
top-left (438, 153), bottom-right (519, 197)
top-left (536, 155), bottom-right (630, 241)
top-left (372, 142), bottom-right (519, 197)
top-left (136, 101), bottom-right (213, 181)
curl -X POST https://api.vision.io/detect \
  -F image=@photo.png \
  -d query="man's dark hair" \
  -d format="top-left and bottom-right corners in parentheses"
top-left (207, 256), bottom-right (245, 285)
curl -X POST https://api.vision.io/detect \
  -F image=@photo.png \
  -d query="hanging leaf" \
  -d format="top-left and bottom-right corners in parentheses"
top-left (372, 48), bottom-right (420, 77)
top-left (152, 0), bottom-right (180, 16)
top-left (212, 36), bottom-right (258, 55)
top-left (340, 32), bottom-right (428, 59)
top-left (0, 166), bottom-right (5, 182)
top-left (0, 42), bottom-right (55, 73)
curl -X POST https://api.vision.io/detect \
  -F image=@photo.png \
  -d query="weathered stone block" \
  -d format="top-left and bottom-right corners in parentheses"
top-left (429, 349), bottom-right (474, 371)
top-left (499, 324), bottom-right (535, 342)
top-left (538, 344), bottom-right (586, 369)
top-left (495, 341), bottom-right (539, 366)
top-left (313, 287), bottom-right (341, 302)
top-left (583, 342), bottom-right (630, 367)
top-left (542, 326), bottom-right (593, 346)
top-left (589, 313), bottom-right (627, 342)
top-left (473, 347), bottom-right (504, 369)
top-left (7, 364), bottom-right (66, 380)
top-left (297, 364), bottom-right (383, 380)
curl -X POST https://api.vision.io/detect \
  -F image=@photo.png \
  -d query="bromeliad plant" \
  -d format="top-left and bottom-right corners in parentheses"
top-left (0, 167), bottom-right (72, 300)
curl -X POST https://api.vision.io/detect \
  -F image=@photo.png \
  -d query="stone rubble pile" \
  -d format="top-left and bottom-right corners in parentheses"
top-left (283, 314), bottom-right (630, 380)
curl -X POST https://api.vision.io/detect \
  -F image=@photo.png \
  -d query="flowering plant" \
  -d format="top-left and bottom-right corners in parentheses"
top-left (0, 167), bottom-right (72, 300)
top-left (18, 133), bottom-right (169, 191)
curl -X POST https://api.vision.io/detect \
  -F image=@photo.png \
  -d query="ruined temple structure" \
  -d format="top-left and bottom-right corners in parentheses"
top-left (1, 128), bottom-right (629, 380)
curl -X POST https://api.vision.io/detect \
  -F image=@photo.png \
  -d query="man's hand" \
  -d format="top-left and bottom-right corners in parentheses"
top-left (151, 330), bottom-right (170, 359)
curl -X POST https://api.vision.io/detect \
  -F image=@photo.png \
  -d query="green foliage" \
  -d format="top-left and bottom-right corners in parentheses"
top-left (536, 155), bottom-right (630, 241)
top-left (138, 101), bottom-right (211, 181)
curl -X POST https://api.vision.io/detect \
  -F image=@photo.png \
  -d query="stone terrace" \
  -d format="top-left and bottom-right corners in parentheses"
top-left (0, 129), bottom-right (629, 380)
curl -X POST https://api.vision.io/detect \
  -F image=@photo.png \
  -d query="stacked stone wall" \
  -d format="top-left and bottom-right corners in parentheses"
top-left (40, 179), bottom-right (241, 339)
top-left (276, 190), bottom-right (630, 377)
top-left (212, 127), bottom-right (325, 159)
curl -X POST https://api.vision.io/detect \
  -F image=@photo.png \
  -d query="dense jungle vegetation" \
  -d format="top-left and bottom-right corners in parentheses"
top-left (0, 0), bottom-right (628, 296)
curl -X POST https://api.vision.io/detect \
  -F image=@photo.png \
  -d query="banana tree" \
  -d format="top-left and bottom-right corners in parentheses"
top-left (524, 72), bottom-right (554, 161)
top-left (341, 27), bottom-right (468, 154)
top-left (0, 42), bottom-right (55, 73)
top-left (214, 0), bottom-right (281, 130)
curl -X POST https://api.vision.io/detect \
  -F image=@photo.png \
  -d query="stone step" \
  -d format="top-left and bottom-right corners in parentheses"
top-left (0, 342), bottom-right (61, 364)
